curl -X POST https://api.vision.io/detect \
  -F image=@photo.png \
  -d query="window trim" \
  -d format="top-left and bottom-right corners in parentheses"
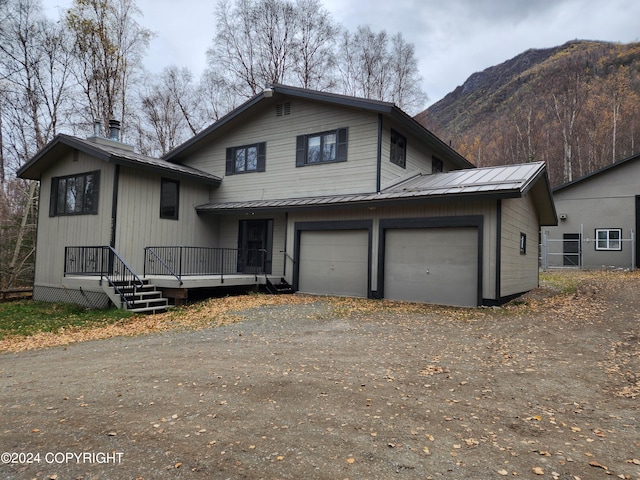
top-left (160, 178), bottom-right (180, 220)
top-left (225, 142), bottom-right (266, 175)
top-left (390, 128), bottom-right (406, 168)
top-left (49, 170), bottom-right (100, 217)
top-left (595, 228), bottom-right (622, 251)
top-left (296, 127), bottom-right (348, 166)
top-left (520, 232), bottom-right (527, 255)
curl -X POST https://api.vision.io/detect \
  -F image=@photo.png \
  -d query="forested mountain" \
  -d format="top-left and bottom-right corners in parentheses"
top-left (415, 40), bottom-right (640, 187)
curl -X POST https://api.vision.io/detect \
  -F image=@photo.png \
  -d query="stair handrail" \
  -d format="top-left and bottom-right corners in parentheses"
top-left (144, 247), bottom-right (183, 285)
top-left (105, 246), bottom-right (144, 310)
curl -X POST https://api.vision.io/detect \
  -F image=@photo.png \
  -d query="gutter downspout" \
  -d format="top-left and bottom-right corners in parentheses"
top-left (110, 165), bottom-right (120, 248)
top-left (376, 114), bottom-right (383, 192)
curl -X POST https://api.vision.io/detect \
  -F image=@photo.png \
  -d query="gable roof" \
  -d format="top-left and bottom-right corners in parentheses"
top-left (17, 134), bottom-right (221, 185)
top-left (553, 151), bottom-right (640, 193)
top-left (163, 84), bottom-right (474, 170)
top-left (196, 162), bottom-right (557, 225)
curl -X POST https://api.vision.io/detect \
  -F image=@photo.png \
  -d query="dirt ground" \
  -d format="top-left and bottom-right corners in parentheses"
top-left (0, 271), bottom-right (639, 480)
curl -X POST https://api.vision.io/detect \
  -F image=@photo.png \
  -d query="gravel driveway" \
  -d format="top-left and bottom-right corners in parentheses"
top-left (1, 272), bottom-right (639, 480)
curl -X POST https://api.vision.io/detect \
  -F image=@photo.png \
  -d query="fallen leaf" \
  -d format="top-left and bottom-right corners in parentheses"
top-left (497, 469), bottom-right (508, 476)
top-left (533, 467), bottom-right (544, 475)
top-left (346, 457), bottom-right (355, 464)
top-left (588, 461), bottom-right (607, 470)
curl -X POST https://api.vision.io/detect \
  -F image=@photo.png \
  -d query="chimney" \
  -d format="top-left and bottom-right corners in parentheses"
top-left (93, 119), bottom-right (102, 137)
top-left (108, 119), bottom-right (121, 142)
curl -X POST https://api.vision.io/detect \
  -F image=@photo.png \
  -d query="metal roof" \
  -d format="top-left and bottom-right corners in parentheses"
top-left (17, 134), bottom-right (222, 185)
top-left (196, 162), bottom-right (556, 225)
top-left (387, 162), bottom-right (546, 196)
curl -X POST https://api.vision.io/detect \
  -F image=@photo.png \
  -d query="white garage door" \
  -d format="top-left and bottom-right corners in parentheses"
top-left (384, 227), bottom-right (478, 306)
top-left (298, 230), bottom-right (369, 297)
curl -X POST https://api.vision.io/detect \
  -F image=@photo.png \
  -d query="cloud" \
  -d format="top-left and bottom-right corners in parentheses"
top-left (41, 0), bottom-right (640, 107)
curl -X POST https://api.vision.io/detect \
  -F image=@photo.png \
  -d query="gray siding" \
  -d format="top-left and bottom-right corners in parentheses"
top-left (545, 159), bottom-right (639, 269)
top-left (500, 196), bottom-right (540, 296)
top-left (182, 98), bottom-right (380, 202)
top-left (380, 119), bottom-right (459, 189)
top-left (114, 167), bottom-right (215, 272)
top-left (34, 151), bottom-right (114, 286)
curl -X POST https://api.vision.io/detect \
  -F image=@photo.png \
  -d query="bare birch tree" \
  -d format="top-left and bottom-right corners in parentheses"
top-left (292, 0), bottom-right (338, 90)
top-left (66, 0), bottom-right (151, 138)
top-left (0, 0), bottom-right (73, 288)
top-left (207, 0), bottom-right (425, 112)
top-left (138, 66), bottom-right (204, 156)
top-left (336, 26), bottom-right (426, 113)
top-left (550, 69), bottom-right (585, 183)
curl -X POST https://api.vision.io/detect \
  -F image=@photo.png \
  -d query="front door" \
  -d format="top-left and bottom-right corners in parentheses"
top-left (238, 219), bottom-right (273, 274)
top-left (563, 233), bottom-right (581, 266)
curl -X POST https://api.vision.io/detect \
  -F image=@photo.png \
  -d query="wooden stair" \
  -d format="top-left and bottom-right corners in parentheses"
top-left (103, 279), bottom-right (172, 314)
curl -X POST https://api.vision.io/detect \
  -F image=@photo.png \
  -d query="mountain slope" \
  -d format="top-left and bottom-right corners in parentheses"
top-left (415, 40), bottom-right (640, 186)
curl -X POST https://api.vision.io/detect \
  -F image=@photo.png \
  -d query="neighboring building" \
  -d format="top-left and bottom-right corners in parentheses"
top-left (542, 152), bottom-right (640, 270)
top-left (18, 84), bottom-right (557, 310)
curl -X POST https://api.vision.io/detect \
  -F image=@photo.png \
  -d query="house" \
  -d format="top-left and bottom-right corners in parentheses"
top-left (542, 152), bottom-right (640, 270)
top-left (18, 84), bottom-right (557, 310)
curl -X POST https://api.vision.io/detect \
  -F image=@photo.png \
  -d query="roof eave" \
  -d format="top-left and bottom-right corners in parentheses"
top-left (164, 84), bottom-right (474, 170)
top-left (195, 189), bottom-right (524, 215)
top-left (389, 108), bottom-right (474, 170)
top-left (163, 92), bottom-right (268, 161)
top-left (525, 163), bottom-right (558, 226)
top-left (17, 134), bottom-right (113, 180)
top-left (113, 157), bottom-right (221, 186)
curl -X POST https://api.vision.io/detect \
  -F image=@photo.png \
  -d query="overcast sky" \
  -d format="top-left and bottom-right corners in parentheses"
top-left (42, 0), bottom-right (640, 107)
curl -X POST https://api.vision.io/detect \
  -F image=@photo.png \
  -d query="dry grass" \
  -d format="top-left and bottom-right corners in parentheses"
top-left (1, 270), bottom-right (638, 356)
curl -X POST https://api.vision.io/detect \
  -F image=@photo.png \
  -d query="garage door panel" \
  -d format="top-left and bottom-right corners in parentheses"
top-left (298, 230), bottom-right (368, 297)
top-left (384, 228), bottom-right (478, 306)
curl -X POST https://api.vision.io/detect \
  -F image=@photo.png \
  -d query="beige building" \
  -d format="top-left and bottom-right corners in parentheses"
top-left (18, 85), bottom-right (557, 310)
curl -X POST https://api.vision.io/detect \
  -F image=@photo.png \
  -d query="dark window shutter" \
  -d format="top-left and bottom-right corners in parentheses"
top-left (225, 147), bottom-right (234, 175)
top-left (90, 170), bottom-right (100, 213)
top-left (49, 178), bottom-right (58, 216)
top-left (257, 142), bottom-right (266, 172)
top-left (296, 135), bottom-right (306, 167)
top-left (336, 127), bottom-right (348, 161)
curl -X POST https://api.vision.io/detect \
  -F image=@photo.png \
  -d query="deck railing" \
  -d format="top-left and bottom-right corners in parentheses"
top-left (144, 246), bottom-right (267, 283)
top-left (64, 246), bottom-right (144, 309)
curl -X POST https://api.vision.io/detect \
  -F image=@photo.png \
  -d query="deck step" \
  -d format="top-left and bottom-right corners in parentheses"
top-left (266, 277), bottom-right (294, 295)
top-left (103, 280), bottom-right (172, 314)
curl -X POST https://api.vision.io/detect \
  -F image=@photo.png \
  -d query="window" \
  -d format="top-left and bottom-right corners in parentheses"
top-left (49, 170), bottom-right (100, 216)
top-left (225, 143), bottom-right (266, 175)
top-left (296, 128), bottom-right (348, 166)
top-left (160, 178), bottom-right (179, 220)
top-left (432, 157), bottom-right (443, 173)
top-left (520, 232), bottom-right (527, 255)
top-left (595, 228), bottom-right (622, 251)
top-left (390, 129), bottom-right (406, 168)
